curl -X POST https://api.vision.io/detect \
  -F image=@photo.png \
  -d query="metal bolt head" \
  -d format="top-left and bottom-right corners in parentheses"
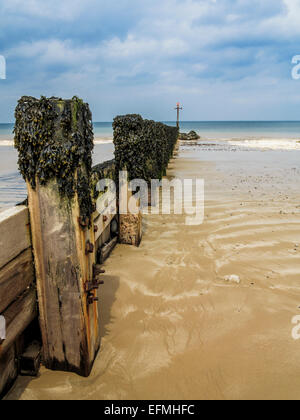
top-left (79, 216), bottom-right (89, 228)
top-left (93, 264), bottom-right (105, 276)
top-left (87, 294), bottom-right (99, 305)
top-left (85, 240), bottom-right (94, 254)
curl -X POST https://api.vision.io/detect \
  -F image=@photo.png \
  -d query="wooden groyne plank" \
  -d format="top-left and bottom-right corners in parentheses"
top-left (94, 212), bottom-right (115, 242)
top-left (0, 288), bottom-right (37, 356)
top-left (99, 237), bottom-right (118, 264)
top-left (0, 346), bottom-right (18, 399)
top-left (0, 206), bottom-right (31, 270)
top-left (0, 248), bottom-right (34, 314)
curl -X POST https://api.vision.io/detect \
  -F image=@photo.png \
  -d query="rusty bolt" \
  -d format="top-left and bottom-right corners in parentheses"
top-left (93, 264), bottom-right (105, 276)
top-left (85, 240), bottom-right (94, 255)
top-left (79, 216), bottom-right (89, 228)
top-left (103, 215), bottom-right (108, 222)
top-left (85, 281), bottom-right (99, 293)
top-left (87, 295), bottom-right (99, 305)
top-left (94, 225), bottom-right (99, 233)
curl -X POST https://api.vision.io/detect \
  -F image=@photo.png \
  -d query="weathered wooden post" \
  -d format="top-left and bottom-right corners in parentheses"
top-left (174, 102), bottom-right (183, 130)
top-left (14, 96), bottom-right (100, 377)
top-left (119, 173), bottom-right (143, 247)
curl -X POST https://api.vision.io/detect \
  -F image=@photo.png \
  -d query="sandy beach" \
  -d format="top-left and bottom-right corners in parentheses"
top-left (5, 141), bottom-right (300, 400)
top-left (4, 0), bottom-right (300, 402)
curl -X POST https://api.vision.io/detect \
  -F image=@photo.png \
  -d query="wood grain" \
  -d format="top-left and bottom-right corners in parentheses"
top-left (99, 237), bottom-right (118, 264)
top-left (94, 212), bottom-right (115, 242)
top-left (0, 288), bottom-right (37, 356)
top-left (0, 346), bottom-right (17, 399)
top-left (0, 248), bottom-right (34, 314)
top-left (27, 178), bottom-right (100, 377)
top-left (0, 206), bottom-right (31, 270)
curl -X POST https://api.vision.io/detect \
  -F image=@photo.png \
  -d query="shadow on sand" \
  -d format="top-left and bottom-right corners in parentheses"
top-left (99, 274), bottom-right (120, 340)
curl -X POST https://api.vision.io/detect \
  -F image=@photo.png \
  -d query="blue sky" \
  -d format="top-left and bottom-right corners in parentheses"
top-left (0, 0), bottom-right (300, 122)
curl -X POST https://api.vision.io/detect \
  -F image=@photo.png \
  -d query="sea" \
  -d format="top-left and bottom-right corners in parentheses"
top-left (0, 121), bottom-right (300, 208)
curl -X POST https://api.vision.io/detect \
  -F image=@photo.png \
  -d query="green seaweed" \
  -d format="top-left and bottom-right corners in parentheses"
top-left (91, 159), bottom-right (116, 201)
top-left (14, 96), bottom-right (95, 224)
top-left (113, 114), bottom-right (178, 183)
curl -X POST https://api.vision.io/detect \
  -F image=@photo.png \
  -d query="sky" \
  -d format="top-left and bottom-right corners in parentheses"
top-left (0, 0), bottom-right (300, 122)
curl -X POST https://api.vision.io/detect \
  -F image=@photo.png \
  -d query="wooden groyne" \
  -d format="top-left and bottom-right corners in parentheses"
top-left (0, 206), bottom-right (37, 398)
top-left (0, 97), bottom-right (179, 398)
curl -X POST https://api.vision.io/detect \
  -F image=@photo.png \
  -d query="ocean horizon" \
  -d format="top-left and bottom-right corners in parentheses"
top-left (1, 121), bottom-right (300, 141)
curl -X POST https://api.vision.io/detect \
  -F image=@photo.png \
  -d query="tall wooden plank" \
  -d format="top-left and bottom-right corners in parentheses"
top-left (14, 96), bottom-right (100, 377)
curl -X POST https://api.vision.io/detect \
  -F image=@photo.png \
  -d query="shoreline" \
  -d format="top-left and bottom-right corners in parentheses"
top-left (0, 137), bottom-right (114, 146)
top-left (1, 136), bottom-right (300, 151)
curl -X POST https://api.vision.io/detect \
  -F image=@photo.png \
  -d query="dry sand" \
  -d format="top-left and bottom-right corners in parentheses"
top-left (6, 144), bottom-right (300, 400)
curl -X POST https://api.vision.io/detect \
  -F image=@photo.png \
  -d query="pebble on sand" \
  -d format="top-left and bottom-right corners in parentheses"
top-left (224, 275), bottom-right (241, 284)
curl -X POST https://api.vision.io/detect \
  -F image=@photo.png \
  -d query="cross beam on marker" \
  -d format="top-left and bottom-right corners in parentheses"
top-left (174, 102), bottom-right (183, 129)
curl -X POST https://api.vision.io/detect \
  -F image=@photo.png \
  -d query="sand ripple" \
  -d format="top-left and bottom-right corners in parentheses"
top-left (6, 146), bottom-right (300, 400)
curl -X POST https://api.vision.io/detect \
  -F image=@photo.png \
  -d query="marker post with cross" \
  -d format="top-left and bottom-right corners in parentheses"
top-left (174, 102), bottom-right (183, 129)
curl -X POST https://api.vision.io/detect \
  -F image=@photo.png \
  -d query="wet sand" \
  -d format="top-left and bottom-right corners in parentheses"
top-left (6, 145), bottom-right (300, 400)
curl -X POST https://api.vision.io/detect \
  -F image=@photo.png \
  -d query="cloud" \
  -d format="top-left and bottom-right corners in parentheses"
top-left (0, 0), bottom-right (300, 122)
top-left (1, 0), bottom-right (87, 20)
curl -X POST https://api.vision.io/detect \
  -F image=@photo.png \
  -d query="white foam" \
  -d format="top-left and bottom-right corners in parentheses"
top-left (0, 139), bottom-right (113, 147)
top-left (0, 140), bottom-right (13, 146)
top-left (228, 138), bottom-right (300, 151)
top-left (94, 138), bottom-right (113, 144)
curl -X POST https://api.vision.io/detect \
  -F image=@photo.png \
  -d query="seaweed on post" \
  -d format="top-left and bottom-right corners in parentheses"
top-left (14, 96), bottom-right (94, 224)
top-left (113, 114), bottom-right (178, 183)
